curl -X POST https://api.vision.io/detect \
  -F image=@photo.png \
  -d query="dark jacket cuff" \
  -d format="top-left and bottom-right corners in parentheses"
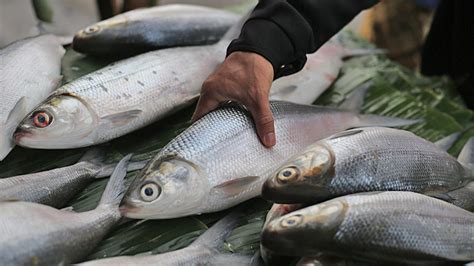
top-left (226, 19), bottom-right (306, 79)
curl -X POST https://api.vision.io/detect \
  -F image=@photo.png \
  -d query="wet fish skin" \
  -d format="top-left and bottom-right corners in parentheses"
top-left (15, 40), bottom-right (228, 149)
top-left (73, 4), bottom-right (239, 56)
top-left (263, 127), bottom-right (473, 204)
top-left (120, 99), bottom-right (418, 219)
top-left (0, 34), bottom-right (64, 160)
top-left (79, 211), bottom-right (249, 265)
top-left (0, 148), bottom-right (148, 208)
top-left (434, 181), bottom-right (474, 212)
top-left (262, 191), bottom-right (474, 263)
top-left (261, 204), bottom-right (303, 266)
top-left (0, 154), bottom-right (130, 265)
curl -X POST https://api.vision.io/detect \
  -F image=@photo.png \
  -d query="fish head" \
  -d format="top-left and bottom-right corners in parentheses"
top-left (262, 143), bottom-right (335, 204)
top-left (120, 154), bottom-right (208, 219)
top-left (14, 94), bottom-right (97, 148)
top-left (73, 17), bottom-right (142, 55)
top-left (261, 199), bottom-right (347, 256)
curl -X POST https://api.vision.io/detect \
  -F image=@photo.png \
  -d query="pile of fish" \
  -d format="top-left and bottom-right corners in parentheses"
top-left (0, 3), bottom-right (472, 265)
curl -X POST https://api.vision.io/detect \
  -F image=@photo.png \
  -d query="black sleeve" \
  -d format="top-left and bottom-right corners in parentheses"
top-left (227, 0), bottom-right (379, 79)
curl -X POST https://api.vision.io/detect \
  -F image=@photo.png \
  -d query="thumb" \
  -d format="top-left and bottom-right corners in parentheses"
top-left (248, 100), bottom-right (276, 148)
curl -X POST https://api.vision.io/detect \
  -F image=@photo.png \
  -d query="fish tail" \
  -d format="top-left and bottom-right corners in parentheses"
top-left (96, 159), bottom-right (149, 178)
top-left (355, 114), bottom-right (422, 128)
top-left (98, 154), bottom-right (131, 207)
top-left (458, 137), bottom-right (474, 169)
top-left (191, 211), bottom-right (242, 250)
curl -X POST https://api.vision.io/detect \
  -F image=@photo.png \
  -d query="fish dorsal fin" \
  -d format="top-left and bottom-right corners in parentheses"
top-left (458, 137), bottom-right (474, 169)
top-left (329, 129), bottom-right (364, 140)
top-left (211, 176), bottom-right (260, 197)
top-left (434, 132), bottom-right (461, 151)
top-left (101, 109), bottom-right (142, 126)
top-left (338, 81), bottom-right (372, 113)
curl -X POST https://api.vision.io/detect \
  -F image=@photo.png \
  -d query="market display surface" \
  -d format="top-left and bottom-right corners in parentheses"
top-left (0, 3), bottom-right (473, 265)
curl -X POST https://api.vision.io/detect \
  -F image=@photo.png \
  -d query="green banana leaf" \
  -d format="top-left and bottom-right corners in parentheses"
top-left (0, 14), bottom-right (473, 263)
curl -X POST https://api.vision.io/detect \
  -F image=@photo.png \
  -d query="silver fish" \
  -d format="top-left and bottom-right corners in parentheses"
top-left (120, 92), bottom-right (418, 219)
top-left (78, 211), bottom-right (251, 266)
top-left (269, 39), bottom-right (382, 105)
top-left (261, 191), bottom-right (474, 263)
top-left (261, 204), bottom-right (303, 266)
top-left (263, 127), bottom-right (473, 204)
top-left (0, 148), bottom-right (147, 208)
top-left (0, 35), bottom-right (64, 160)
top-left (73, 4), bottom-right (240, 56)
top-left (0, 154), bottom-right (130, 265)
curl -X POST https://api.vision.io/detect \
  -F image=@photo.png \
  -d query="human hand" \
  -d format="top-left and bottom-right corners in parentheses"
top-left (192, 51), bottom-right (276, 147)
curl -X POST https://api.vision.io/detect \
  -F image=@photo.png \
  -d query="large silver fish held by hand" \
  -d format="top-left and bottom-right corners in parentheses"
top-left (120, 90), bottom-right (418, 219)
top-left (262, 127), bottom-right (474, 204)
top-left (261, 191), bottom-right (474, 264)
top-left (0, 148), bottom-right (147, 208)
top-left (73, 4), bottom-right (240, 56)
top-left (0, 154), bottom-right (131, 265)
top-left (0, 35), bottom-right (64, 160)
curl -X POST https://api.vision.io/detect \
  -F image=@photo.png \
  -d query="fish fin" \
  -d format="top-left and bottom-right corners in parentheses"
top-left (210, 176), bottom-right (260, 197)
top-left (0, 97), bottom-right (29, 160)
top-left (329, 129), bottom-right (364, 140)
top-left (191, 211), bottom-right (242, 249)
top-left (79, 147), bottom-right (106, 164)
top-left (60, 206), bottom-right (75, 212)
top-left (434, 132), bottom-right (461, 151)
top-left (458, 137), bottom-right (474, 169)
top-left (101, 110), bottom-right (142, 127)
top-left (342, 48), bottom-right (387, 59)
top-left (96, 159), bottom-right (149, 178)
top-left (356, 114), bottom-right (422, 128)
top-left (209, 254), bottom-right (254, 266)
top-left (338, 82), bottom-right (372, 112)
top-left (98, 154), bottom-right (131, 207)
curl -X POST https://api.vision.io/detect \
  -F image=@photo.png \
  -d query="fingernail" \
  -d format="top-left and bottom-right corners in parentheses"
top-left (264, 132), bottom-right (276, 147)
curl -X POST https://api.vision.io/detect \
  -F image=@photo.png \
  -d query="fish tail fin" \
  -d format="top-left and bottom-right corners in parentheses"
top-left (458, 137), bottom-right (474, 169)
top-left (430, 181), bottom-right (474, 212)
top-left (79, 147), bottom-right (106, 165)
top-left (434, 132), bottom-right (461, 151)
top-left (96, 158), bottom-right (149, 178)
top-left (340, 81), bottom-right (422, 128)
top-left (191, 211), bottom-right (242, 250)
top-left (98, 154), bottom-right (131, 207)
top-left (342, 48), bottom-right (387, 58)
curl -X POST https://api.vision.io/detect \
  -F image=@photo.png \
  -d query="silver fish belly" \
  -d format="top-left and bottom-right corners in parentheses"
top-left (0, 35), bottom-right (64, 160)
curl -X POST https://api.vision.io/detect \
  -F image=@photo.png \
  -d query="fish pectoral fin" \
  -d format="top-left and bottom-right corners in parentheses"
top-left (60, 206), bottom-right (75, 212)
top-left (6, 96), bottom-right (28, 130)
top-left (211, 176), bottom-right (260, 197)
top-left (101, 109), bottom-right (143, 126)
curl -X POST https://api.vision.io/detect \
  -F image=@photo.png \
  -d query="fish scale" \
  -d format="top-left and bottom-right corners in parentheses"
top-left (334, 192), bottom-right (474, 262)
top-left (154, 103), bottom-right (365, 214)
top-left (262, 191), bottom-right (474, 263)
top-left (327, 128), bottom-right (470, 195)
top-left (0, 35), bottom-right (64, 160)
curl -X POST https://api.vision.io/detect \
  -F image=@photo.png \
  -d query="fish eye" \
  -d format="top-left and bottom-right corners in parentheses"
top-left (32, 111), bottom-right (52, 128)
top-left (84, 25), bottom-right (100, 34)
top-left (140, 183), bottom-right (161, 202)
top-left (276, 167), bottom-right (300, 183)
top-left (280, 214), bottom-right (303, 228)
